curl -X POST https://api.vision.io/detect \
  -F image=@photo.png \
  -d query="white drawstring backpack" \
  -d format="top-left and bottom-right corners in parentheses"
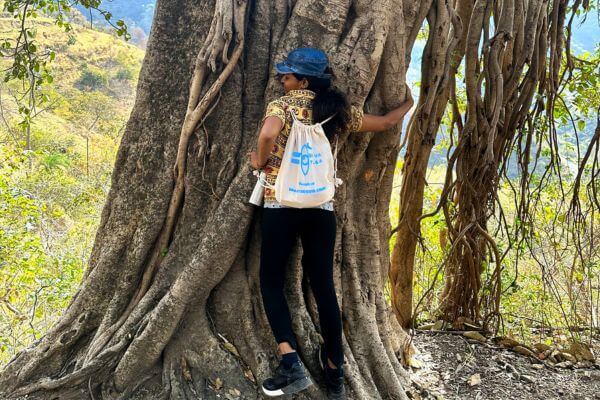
top-left (250, 105), bottom-right (342, 208)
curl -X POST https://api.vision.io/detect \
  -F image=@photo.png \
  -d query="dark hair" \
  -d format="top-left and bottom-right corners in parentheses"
top-left (293, 68), bottom-right (351, 140)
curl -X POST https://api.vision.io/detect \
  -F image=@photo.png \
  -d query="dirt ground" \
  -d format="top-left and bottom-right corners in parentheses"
top-left (407, 332), bottom-right (600, 400)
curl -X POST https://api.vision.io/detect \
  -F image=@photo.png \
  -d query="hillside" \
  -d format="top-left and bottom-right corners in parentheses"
top-left (0, 15), bottom-right (144, 135)
top-left (0, 16), bottom-right (144, 363)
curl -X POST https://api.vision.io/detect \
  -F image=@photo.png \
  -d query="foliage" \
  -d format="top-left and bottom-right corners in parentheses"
top-left (0, 146), bottom-right (83, 358)
top-left (76, 66), bottom-right (107, 90)
top-left (0, 0), bottom-right (129, 140)
top-left (0, 16), bottom-right (142, 364)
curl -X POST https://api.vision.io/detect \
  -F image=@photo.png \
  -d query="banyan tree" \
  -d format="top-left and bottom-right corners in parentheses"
top-left (0, 0), bottom-right (422, 398)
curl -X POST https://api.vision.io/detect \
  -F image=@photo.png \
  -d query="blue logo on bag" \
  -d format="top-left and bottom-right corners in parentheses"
top-left (291, 143), bottom-right (314, 176)
top-left (300, 143), bottom-right (311, 175)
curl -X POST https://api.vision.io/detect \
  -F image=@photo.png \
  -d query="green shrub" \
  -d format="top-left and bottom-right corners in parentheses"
top-left (77, 69), bottom-right (107, 90)
top-left (115, 68), bottom-right (133, 81)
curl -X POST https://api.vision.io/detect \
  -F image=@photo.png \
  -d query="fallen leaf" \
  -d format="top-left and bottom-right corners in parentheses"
top-left (463, 331), bottom-right (487, 342)
top-left (521, 375), bottom-right (535, 383)
top-left (223, 342), bottom-right (240, 357)
top-left (468, 373), bottom-right (481, 386)
top-left (569, 342), bottom-right (595, 362)
top-left (243, 368), bottom-right (256, 383)
top-left (533, 343), bottom-right (550, 353)
top-left (512, 345), bottom-right (534, 357)
top-left (433, 320), bottom-right (446, 330)
top-left (214, 377), bottom-right (223, 390)
top-left (494, 337), bottom-right (520, 348)
top-left (408, 357), bottom-right (423, 369)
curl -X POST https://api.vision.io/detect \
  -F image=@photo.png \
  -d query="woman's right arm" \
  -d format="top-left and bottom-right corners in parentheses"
top-left (357, 89), bottom-right (414, 133)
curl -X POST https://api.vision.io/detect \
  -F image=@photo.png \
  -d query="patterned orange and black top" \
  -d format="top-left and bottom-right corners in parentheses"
top-left (261, 89), bottom-right (364, 203)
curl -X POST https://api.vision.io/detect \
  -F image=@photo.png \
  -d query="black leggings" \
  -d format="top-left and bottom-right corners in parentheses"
top-left (260, 207), bottom-right (344, 368)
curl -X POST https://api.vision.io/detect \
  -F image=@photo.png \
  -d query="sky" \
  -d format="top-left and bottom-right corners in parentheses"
top-left (407, 12), bottom-right (599, 87)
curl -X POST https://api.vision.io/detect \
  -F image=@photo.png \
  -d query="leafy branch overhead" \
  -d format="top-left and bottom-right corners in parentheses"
top-left (0, 0), bottom-right (129, 130)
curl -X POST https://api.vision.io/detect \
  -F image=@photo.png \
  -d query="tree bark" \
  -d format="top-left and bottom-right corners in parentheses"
top-left (0, 0), bottom-right (424, 399)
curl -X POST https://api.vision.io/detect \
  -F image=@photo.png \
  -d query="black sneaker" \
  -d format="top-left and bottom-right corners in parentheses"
top-left (261, 359), bottom-right (313, 397)
top-left (318, 345), bottom-right (346, 399)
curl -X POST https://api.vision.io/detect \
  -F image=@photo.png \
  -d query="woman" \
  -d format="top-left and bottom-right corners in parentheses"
top-left (248, 48), bottom-right (413, 398)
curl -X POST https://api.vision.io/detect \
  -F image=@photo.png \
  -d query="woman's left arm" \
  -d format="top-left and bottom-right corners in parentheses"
top-left (357, 88), bottom-right (414, 133)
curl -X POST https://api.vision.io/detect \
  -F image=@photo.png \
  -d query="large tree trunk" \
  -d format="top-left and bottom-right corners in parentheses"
top-left (0, 0), bottom-right (424, 399)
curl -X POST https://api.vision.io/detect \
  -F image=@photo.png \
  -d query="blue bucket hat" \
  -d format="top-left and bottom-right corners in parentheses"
top-left (275, 48), bottom-right (332, 79)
